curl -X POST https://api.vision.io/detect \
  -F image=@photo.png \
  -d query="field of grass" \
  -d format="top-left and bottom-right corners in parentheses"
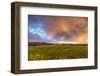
top-left (28, 44), bottom-right (88, 61)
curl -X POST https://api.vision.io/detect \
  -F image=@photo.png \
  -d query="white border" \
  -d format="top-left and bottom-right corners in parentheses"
top-left (20, 6), bottom-right (95, 70)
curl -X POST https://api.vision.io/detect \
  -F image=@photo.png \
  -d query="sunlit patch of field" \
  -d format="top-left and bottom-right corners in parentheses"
top-left (28, 44), bottom-right (88, 61)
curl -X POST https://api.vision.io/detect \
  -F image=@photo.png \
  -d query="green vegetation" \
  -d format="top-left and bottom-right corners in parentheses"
top-left (28, 44), bottom-right (88, 61)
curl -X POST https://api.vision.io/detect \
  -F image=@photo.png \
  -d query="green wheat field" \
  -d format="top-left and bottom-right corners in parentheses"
top-left (28, 44), bottom-right (88, 61)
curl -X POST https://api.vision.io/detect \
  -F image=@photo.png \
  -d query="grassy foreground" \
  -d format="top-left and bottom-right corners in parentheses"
top-left (28, 44), bottom-right (88, 61)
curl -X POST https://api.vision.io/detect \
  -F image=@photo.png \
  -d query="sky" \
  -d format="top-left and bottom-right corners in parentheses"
top-left (28, 15), bottom-right (88, 44)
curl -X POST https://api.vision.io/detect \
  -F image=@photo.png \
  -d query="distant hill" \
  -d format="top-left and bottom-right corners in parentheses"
top-left (28, 41), bottom-right (87, 46)
top-left (29, 42), bottom-right (51, 45)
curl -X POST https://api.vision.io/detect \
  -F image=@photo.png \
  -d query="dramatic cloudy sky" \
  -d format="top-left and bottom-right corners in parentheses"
top-left (28, 15), bottom-right (88, 44)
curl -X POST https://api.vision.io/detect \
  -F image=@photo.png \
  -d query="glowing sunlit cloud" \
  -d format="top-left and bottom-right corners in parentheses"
top-left (75, 33), bottom-right (88, 44)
